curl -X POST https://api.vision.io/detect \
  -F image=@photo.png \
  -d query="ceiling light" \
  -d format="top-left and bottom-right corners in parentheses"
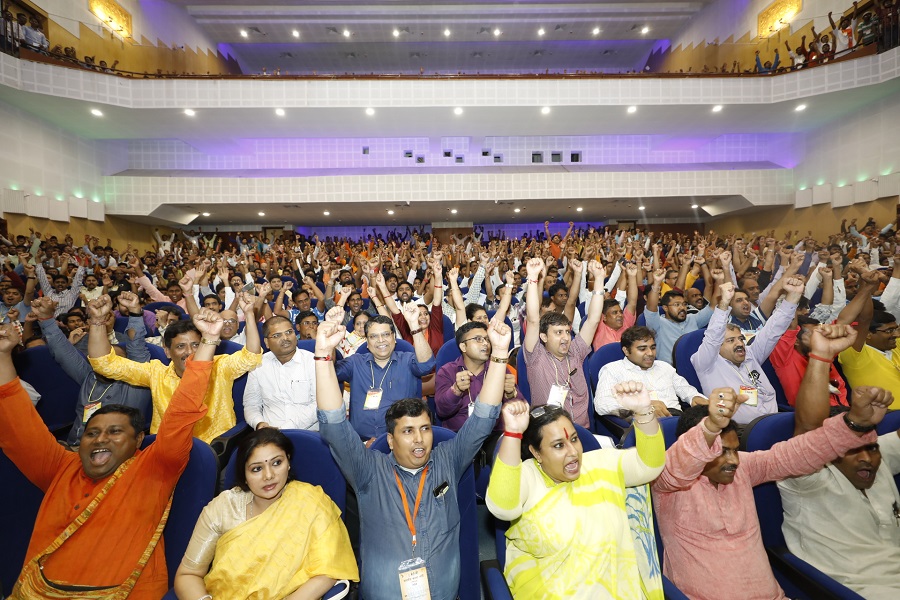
top-left (323, 211), bottom-right (330, 216)
top-left (638, 206), bottom-right (646, 211)
top-left (258, 212), bottom-right (265, 216)
top-left (592, 27), bottom-right (601, 35)
top-left (493, 28), bottom-right (501, 36)
top-left (514, 208), bottom-right (521, 213)
top-left (450, 209), bottom-right (458, 214)
top-left (795, 104), bottom-right (807, 111)
top-left (183, 108), bottom-right (196, 116)
top-left (342, 29), bottom-right (350, 37)
top-left (275, 108), bottom-right (285, 116)
top-left (641, 26), bottom-right (650, 34)
top-left (541, 106), bottom-right (551, 115)
top-left (712, 105), bottom-right (723, 112)
top-left (538, 28), bottom-right (545, 36)
top-left (453, 107), bottom-right (463, 115)
top-left (202, 212), bottom-right (210, 217)
top-left (576, 207), bottom-right (583, 212)
top-left (240, 30), bottom-right (248, 38)
top-left (365, 107), bottom-right (375, 116)
top-left (387, 210), bottom-right (395, 215)
top-left (393, 29), bottom-right (400, 37)
top-left (90, 108), bottom-right (103, 117)
top-left (443, 28), bottom-right (451, 37)
top-left (691, 204), bottom-right (699, 209)
top-left (292, 30), bottom-right (300, 38)
top-left (627, 106), bottom-right (637, 113)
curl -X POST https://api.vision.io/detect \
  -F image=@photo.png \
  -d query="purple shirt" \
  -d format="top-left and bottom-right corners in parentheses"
top-left (434, 355), bottom-right (524, 432)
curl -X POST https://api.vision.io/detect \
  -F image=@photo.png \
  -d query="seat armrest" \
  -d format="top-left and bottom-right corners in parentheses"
top-left (209, 422), bottom-right (251, 464)
top-left (480, 560), bottom-right (512, 600)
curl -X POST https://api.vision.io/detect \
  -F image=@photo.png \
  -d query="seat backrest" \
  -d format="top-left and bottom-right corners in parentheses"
top-left (760, 357), bottom-right (790, 410)
top-left (442, 315), bottom-right (454, 346)
top-left (140, 435), bottom-right (219, 589)
top-left (436, 339), bottom-right (462, 374)
top-left (742, 412), bottom-right (796, 549)
top-left (485, 311), bottom-right (516, 351)
top-left (144, 302), bottom-right (185, 317)
top-left (877, 411), bottom-right (900, 490)
top-left (672, 329), bottom-right (705, 390)
top-left (114, 315), bottom-right (130, 334)
top-left (257, 321), bottom-right (268, 352)
top-left (0, 448), bottom-right (44, 594)
top-left (586, 342), bottom-right (626, 391)
top-left (13, 346), bottom-right (81, 433)
top-left (370, 426), bottom-right (479, 600)
top-left (223, 429), bottom-right (347, 513)
top-left (515, 347), bottom-right (531, 402)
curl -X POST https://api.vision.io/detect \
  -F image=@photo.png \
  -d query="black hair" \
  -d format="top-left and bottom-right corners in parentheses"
top-left (201, 294), bottom-right (223, 309)
top-left (521, 405), bottom-right (572, 461)
top-left (601, 299), bottom-right (620, 314)
top-left (162, 319), bottom-right (199, 348)
top-left (455, 320), bottom-right (488, 346)
top-left (293, 310), bottom-right (318, 327)
top-left (548, 282), bottom-right (567, 298)
top-left (264, 314), bottom-right (294, 337)
top-left (676, 405), bottom-right (737, 438)
top-left (660, 290), bottom-right (685, 306)
top-left (365, 314), bottom-right (396, 336)
top-left (385, 397), bottom-right (433, 434)
top-left (52, 274), bottom-right (68, 284)
top-left (465, 303), bottom-right (487, 321)
top-left (352, 311), bottom-right (370, 327)
top-left (84, 404), bottom-right (144, 437)
top-left (621, 326), bottom-right (655, 350)
top-left (385, 273), bottom-right (399, 284)
top-left (869, 310), bottom-right (897, 330)
top-left (233, 428), bottom-right (295, 492)
top-left (538, 311), bottom-right (571, 335)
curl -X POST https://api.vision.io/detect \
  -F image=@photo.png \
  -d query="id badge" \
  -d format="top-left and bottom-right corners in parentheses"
top-left (741, 385), bottom-right (758, 407)
top-left (467, 401), bottom-right (474, 417)
top-left (648, 390), bottom-right (659, 401)
top-left (365, 388), bottom-right (383, 410)
top-left (83, 401), bottom-right (102, 423)
top-left (398, 557), bottom-right (432, 600)
top-left (547, 384), bottom-right (568, 408)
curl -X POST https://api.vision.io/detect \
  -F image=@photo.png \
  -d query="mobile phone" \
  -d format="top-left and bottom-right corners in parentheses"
top-left (241, 281), bottom-right (256, 295)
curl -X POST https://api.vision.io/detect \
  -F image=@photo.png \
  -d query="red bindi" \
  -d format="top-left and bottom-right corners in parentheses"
top-left (564, 427), bottom-right (569, 439)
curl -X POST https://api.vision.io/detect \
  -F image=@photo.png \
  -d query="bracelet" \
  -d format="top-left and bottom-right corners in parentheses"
top-left (410, 326), bottom-right (426, 335)
top-left (700, 417), bottom-right (722, 437)
top-left (808, 353), bottom-right (834, 364)
top-left (592, 290), bottom-right (605, 296)
top-left (434, 285), bottom-right (443, 289)
top-left (503, 431), bottom-right (523, 439)
top-left (527, 279), bottom-right (539, 284)
top-left (843, 413), bottom-right (877, 433)
top-left (313, 355), bottom-right (332, 361)
top-left (490, 356), bottom-right (507, 364)
top-left (199, 338), bottom-right (220, 346)
top-left (197, 596), bottom-right (213, 600)
top-left (632, 406), bottom-right (656, 425)
top-left (634, 413), bottom-right (657, 425)
top-left (88, 319), bottom-right (107, 327)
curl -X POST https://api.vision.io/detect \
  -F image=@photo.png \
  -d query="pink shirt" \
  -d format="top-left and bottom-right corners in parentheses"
top-left (592, 307), bottom-right (636, 350)
top-left (523, 335), bottom-right (591, 427)
top-left (652, 414), bottom-right (875, 600)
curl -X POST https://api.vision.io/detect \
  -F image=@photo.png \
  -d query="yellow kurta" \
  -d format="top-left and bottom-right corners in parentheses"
top-left (839, 345), bottom-right (900, 409)
top-left (486, 427), bottom-right (666, 600)
top-left (89, 347), bottom-right (262, 442)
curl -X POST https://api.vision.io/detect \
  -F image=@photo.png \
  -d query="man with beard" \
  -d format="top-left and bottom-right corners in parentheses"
top-left (644, 268), bottom-right (714, 365)
top-left (728, 289), bottom-right (764, 332)
top-left (595, 326), bottom-right (706, 418)
top-left (683, 287), bottom-right (708, 314)
top-left (692, 280), bottom-right (802, 424)
top-left (244, 315), bottom-right (317, 431)
top-left (651, 381), bottom-right (891, 600)
top-left (779, 323), bottom-right (900, 599)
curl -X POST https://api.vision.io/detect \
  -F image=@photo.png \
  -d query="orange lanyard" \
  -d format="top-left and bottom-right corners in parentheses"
top-left (393, 465), bottom-right (430, 550)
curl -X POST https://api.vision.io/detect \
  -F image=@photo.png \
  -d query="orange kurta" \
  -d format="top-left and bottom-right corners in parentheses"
top-left (0, 359), bottom-right (211, 599)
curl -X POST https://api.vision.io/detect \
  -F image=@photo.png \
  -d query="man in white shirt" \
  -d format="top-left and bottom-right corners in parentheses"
top-left (243, 315), bottom-right (317, 430)
top-left (778, 323), bottom-right (900, 600)
top-left (595, 326), bottom-right (706, 418)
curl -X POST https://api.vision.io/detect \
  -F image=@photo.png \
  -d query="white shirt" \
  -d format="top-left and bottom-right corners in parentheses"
top-left (594, 357), bottom-right (704, 415)
top-left (778, 432), bottom-right (900, 599)
top-left (243, 349), bottom-right (317, 430)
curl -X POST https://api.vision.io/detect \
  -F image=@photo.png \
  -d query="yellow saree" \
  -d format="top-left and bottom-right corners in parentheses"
top-left (203, 481), bottom-right (359, 599)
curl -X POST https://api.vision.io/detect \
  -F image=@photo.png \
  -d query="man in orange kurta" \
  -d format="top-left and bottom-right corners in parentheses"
top-left (0, 312), bottom-right (217, 599)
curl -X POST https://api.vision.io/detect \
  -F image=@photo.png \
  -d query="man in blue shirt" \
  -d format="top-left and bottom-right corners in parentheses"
top-left (334, 307), bottom-right (435, 443)
top-left (644, 267), bottom-right (714, 365)
top-left (315, 315), bottom-right (515, 600)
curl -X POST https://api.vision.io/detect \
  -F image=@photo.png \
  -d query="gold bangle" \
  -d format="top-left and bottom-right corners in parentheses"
top-left (489, 356), bottom-right (507, 364)
top-left (199, 338), bottom-right (220, 346)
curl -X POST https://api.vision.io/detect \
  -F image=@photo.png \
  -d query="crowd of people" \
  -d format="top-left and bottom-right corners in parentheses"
top-left (0, 213), bottom-right (899, 599)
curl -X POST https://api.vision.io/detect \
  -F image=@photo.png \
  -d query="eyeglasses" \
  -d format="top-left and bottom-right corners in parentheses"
top-left (267, 329), bottom-right (296, 340)
top-left (222, 319), bottom-right (238, 325)
top-left (875, 326), bottom-right (900, 335)
top-left (298, 320), bottom-right (318, 327)
top-left (666, 302), bottom-right (687, 308)
top-left (462, 335), bottom-right (488, 345)
top-left (368, 332), bottom-right (394, 341)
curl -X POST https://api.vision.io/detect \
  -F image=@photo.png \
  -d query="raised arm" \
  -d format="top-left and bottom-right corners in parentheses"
top-left (578, 260), bottom-right (607, 344)
top-left (563, 259), bottom-right (582, 323)
top-left (523, 257), bottom-right (545, 353)
top-left (794, 324), bottom-right (857, 436)
top-left (400, 302), bottom-right (433, 364)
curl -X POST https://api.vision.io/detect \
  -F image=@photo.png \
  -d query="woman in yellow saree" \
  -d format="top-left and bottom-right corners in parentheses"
top-left (486, 382), bottom-right (666, 600)
top-left (174, 429), bottom-right (359, 599)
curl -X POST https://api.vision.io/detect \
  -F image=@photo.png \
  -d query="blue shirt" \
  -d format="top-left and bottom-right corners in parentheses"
top-left (730, 312), bottom-right (764, 332)
top-left (644, 304), bottom-right (713, 365)
top-left (318, 399), bottom-right (500, 600)
top-left (335, 350), bottom-right (435, 438)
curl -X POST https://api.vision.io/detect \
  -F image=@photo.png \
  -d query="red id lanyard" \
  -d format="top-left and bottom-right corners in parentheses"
top-left (393, 465), bottom-right (430, 549)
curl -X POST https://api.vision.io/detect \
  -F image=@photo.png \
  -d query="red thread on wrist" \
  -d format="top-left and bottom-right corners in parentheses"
top-left (808, 353), bottom-right (834, 364)
top-left (503, 431), bottom-right (523, 439)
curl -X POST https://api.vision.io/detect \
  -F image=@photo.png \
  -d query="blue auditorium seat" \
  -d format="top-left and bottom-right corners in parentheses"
top-left (13, 345), bottom-right (80, 436)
